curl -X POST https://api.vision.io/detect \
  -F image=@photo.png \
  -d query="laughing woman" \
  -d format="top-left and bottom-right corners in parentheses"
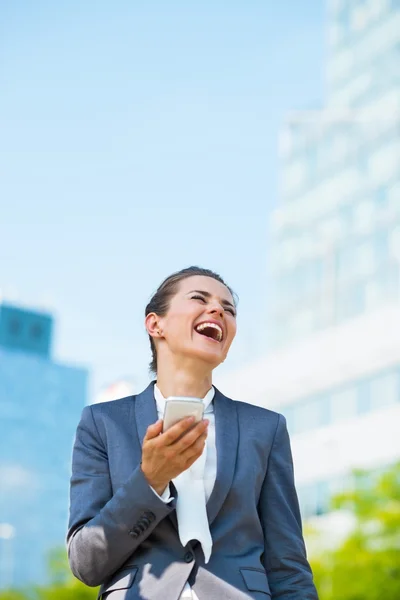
top-left (67, 266), bottom-right (318, 600)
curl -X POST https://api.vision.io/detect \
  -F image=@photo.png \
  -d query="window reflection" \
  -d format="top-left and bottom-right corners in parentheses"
top-left (284, 366), bottom-right (400, 436)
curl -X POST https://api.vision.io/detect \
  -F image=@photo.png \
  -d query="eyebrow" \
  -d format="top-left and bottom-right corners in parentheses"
top-left (187, 289), bottom-right (236, 311)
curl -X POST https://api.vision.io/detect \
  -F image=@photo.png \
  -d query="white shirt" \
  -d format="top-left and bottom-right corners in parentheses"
top-left (152, 385), bottom-right (217, 600)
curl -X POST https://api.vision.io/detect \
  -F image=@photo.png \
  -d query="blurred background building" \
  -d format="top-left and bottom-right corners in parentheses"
top-left (216, 0), bottom-right (400, 540)
top-left (93, 378), bottom-right (136, 404)
top-left (0, 302), bottom-right (88, 588)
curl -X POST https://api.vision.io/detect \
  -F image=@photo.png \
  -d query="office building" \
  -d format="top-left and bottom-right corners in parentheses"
top-left (0, 302), bottom-right (88, 587)
top-left (216, 0), bottom-right (400, 538)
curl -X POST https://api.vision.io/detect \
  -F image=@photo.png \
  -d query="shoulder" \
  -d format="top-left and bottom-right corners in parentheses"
top-left (216, 387), bottom-right (285, 428)
top-left (80, 394), bottom-right (136, 427)
top-left (236, 398), bottom-right (283, 422)
top-left (88, 394), bottom-right (135, 414)
top-left (77, 395), bottom-right (136, 441)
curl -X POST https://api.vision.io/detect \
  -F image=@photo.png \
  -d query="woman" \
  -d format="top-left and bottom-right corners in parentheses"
top-left (67, 266), bottom-right (318, 600)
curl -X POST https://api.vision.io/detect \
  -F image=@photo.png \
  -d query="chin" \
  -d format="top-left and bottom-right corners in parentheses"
top-left (188, 347), bottom-right (225, 370)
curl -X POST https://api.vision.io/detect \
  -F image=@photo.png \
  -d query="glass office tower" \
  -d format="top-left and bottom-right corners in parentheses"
top-left (0, 302), bottom-right (88, 587)
top-left (270, 0), bottom-right (400, 520)
top-left (216, 0), bottom-right (400, 528)
top-left (270, 0), bottom-right (400, 349)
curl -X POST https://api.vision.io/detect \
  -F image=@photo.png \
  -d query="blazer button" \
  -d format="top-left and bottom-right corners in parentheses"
top-left (144, 511), bottom-right (156, 522)
top-left (129, 530), bottom-right (139, 539)
top-left (129, 526), bottom-right (141, 538)
top-left (184, 551), bottom-right (194, 563)
top-left (139, 517), bottom-right (151, 528)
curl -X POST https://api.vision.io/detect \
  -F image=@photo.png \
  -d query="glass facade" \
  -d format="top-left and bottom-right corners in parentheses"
top-left (0, 345), bottom-right (88, 587)
top-left (327, 0), bottom-right (400, 109)
top-left (270, 0), bottom-right (400, 350)
top-left (297, 464), bottom-right (391, 520)
top-left (269, 0), bottom-right (400, 521)
top-left (281, 366), bottom-right (400, 436)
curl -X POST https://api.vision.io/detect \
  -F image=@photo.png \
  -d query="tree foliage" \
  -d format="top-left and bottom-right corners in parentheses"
top-left (309, 461), bottom-right (400, 600)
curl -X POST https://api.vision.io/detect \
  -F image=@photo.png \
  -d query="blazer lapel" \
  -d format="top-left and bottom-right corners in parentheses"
top-left (206, 387), bottom-right (239, 527)
top-left (134, 381), bottom-right (158, 446)
top-left (134, 382), bottom-right (239, 531)
top-left (134, 381), bottom-right (179, 532)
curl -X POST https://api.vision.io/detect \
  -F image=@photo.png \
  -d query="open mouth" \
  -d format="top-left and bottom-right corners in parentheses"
top-left (194, 322), bottom-right (223, 343)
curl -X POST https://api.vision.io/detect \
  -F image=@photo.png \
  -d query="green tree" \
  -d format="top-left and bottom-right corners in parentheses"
top-left (309, 461), bottom-right (400, 600)
top-left (0, 592), bottom-right (27, 600)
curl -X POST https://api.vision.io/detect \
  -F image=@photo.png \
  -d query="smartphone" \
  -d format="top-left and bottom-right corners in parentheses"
top-left (163, 397), bottom-right (205, 432)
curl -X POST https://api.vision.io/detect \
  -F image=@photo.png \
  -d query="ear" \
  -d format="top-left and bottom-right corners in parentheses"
top-left (145, 313), bottom-right (164, 339)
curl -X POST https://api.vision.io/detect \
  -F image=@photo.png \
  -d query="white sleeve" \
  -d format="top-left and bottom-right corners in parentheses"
top-left (150, 483), bottom-right (174, 503)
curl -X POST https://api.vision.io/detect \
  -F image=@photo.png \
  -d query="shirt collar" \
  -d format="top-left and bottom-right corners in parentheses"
top-left (154, 384), bottom-right (215, 415)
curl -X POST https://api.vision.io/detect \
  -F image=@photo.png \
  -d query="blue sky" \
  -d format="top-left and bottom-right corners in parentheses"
top-left (0, 0), bottom-right (325, 398)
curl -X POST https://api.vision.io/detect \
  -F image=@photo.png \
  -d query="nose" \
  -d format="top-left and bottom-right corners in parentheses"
top-left (208, 303), bottom-right (224, 319)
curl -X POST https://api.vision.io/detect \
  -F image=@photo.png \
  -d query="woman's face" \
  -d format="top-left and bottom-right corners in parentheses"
top-left (154, 275), bottom-right (237, 369)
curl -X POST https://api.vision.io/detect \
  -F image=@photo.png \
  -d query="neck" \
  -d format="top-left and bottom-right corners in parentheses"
top-left (156, 356), bottom-right (213, 400)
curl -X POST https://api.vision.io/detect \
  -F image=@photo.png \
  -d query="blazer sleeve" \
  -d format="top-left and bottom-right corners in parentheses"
top-left (66, 405), bottom-right (177, 587)
top-left (258, 414), bottom-right (319, 599)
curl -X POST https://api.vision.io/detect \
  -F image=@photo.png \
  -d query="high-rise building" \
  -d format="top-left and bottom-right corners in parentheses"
top-left (216, 0), bottom-right (400, 538)
top-left (270, 0), bottom-right (400, 349)
top-left (0, 302), bottom-right (88, 588)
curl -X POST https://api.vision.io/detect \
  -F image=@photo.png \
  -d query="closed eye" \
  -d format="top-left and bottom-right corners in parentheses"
top-left (191, 294), bottom-right (236, 316)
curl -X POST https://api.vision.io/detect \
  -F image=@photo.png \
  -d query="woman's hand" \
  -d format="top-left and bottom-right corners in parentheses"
top-left (141, 417), bottom-right (209, 495)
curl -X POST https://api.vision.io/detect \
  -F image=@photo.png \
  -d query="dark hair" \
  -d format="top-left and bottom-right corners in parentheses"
top-left (145, 266), bottom-right (237, 375)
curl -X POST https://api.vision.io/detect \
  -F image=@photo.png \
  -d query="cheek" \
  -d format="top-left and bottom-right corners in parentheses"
top-left (227, 321), bottom-right (237, 343)
top-left (165, 313), bottom-right (192, 339)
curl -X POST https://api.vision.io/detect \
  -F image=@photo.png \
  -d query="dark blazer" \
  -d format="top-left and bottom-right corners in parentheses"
top-left (67, 382), bottom-right (318, 599)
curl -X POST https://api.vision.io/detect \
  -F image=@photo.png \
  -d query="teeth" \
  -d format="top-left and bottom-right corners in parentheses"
top-left (195, 322), bottom-right (223, 342)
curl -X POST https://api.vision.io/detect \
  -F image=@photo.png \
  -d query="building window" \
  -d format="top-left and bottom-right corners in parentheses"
top-left (298, 479), bottom-right (339, 519)
top-left (369, 370), bottom-right (399, 411)
top-left (330, 386), bottom-right (358, 423)
top-left (283, 368), bottom-right (400, 437)
top-left (31, 324), bottom-right (43, 340)
top-left (298, 483), bottom-right (319, 520)
top-left (292, 395), bottom-right (329, 434)
top-left (336, 283), bottom-right (366, 322)
top-left (316, 480), bottom-right (331, 516)
top-left (8, 319), bottom-right (20, 336)
top-left (357, 380), bottom-right (371, 414)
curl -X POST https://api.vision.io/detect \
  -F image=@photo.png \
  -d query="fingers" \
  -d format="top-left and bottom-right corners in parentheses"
top-left (142, 416), bottom-right (210, 487)
top-left (162, 416), bottom-right (197, 445)
top-left (182, 432), bottom-right (208, 466)
top-left (173, 420), bottom-right (209, 453)
top-left (144, 419), bottom-right (163, 441)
